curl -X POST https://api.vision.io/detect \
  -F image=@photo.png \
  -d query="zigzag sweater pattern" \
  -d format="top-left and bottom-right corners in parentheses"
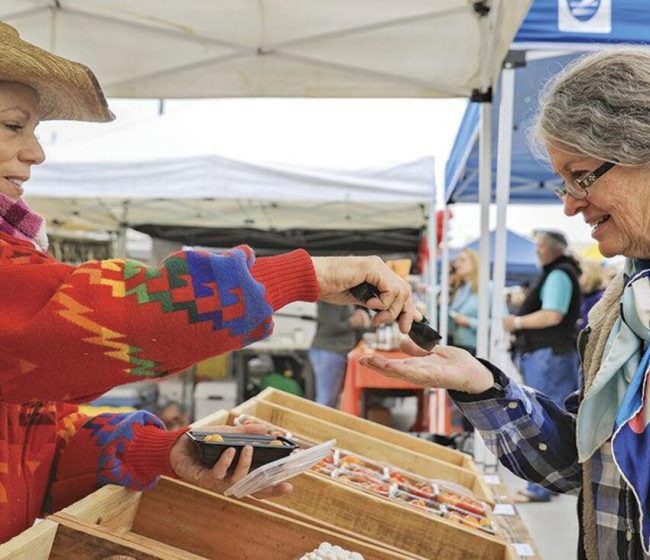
top-left (0, 231), bottom-right (318, 543)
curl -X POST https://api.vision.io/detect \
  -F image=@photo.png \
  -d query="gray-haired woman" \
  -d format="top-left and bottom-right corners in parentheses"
top-left (361, 48), bottom-right (650, 559)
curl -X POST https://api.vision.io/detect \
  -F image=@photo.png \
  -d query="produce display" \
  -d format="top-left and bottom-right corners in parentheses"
top-left (233, 414), bottom-right (496, 534)
top-left (299, 542), bottom-right (364, 560)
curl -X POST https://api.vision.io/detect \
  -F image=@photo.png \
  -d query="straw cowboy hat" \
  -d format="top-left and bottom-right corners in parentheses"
top-left (0, 21), bottom-right (113, 122)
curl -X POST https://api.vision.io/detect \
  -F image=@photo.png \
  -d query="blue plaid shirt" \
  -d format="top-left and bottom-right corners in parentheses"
top-left (451, 360), bottom-right (646, 559)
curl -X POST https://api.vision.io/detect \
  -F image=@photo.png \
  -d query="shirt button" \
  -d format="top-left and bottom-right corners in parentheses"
top-left (538, 443), bottom-right (548, 451)
top-left (508, 402), bottom-right (518, 409)
top-left (626, 530), bottom-right (634, 542)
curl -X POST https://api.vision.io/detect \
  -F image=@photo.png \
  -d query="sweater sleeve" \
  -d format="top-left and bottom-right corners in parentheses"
top-left (46, 405), bottom-right (185, 514)
top-left (0, 240), bottom-right (318, 403)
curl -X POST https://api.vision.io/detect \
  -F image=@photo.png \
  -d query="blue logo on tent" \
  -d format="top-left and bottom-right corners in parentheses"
top-left (568, 0), bottom-right (601, 22)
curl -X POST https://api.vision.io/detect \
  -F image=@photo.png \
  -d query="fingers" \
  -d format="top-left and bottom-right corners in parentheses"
top-left (210, 447), bottom-right (237, 481)
top-left (252, 482), bottom-right (293, 500)
top-left (358, 354), bottom-right (403, 379)
top-left (229, 445), bottom-right (254, 482)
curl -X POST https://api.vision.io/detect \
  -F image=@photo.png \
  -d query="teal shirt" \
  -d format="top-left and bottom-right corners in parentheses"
top-left (448, 282), bottom-right (506, 351)
top-left (540, 269), bottom-right (573, 314)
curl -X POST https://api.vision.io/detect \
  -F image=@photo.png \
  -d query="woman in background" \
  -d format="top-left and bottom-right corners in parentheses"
top-left (448, 248), bottom-right (481, 355)
top-left (578, 259), bottom-right (605, 329)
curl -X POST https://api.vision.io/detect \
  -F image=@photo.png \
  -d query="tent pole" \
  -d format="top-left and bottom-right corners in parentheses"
top-left (489, 65), bottom-right (515, 366)
top-left (476, 103), bottom-right (491, 360)
top-left (116, 225), bottom-right (128, 258)
top-left (427, 191), bottom-right (438, 330)
top-left (439, 206), bottom-right (451, 344)
top-left (472, 101), bottom-right (492, 466)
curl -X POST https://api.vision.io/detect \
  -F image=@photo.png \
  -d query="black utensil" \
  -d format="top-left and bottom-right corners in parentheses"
top-left (349, 282), bottom-right (441, 351)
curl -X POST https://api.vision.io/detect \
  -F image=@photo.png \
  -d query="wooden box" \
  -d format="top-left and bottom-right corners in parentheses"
top-left (230, 396), bottom-right (493, 503)
top-left (255, 388), bottom-right (475, 469)
top-left (0, 517), bottom-right (190, 560)
top-left (49, 477), bottom-right (412, 560)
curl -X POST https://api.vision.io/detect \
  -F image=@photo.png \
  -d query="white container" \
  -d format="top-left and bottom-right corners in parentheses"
top-left (193, 380), bottom-right (238, 421)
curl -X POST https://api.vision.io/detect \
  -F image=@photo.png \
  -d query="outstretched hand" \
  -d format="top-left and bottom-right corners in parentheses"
top-left (169, 424), bottom-right (292, 499)
top-left (358, 337), bottom-right (494, 394)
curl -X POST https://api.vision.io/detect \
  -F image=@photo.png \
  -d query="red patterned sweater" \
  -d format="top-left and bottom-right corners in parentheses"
top-left (0, 231), bottom-right (318, 543)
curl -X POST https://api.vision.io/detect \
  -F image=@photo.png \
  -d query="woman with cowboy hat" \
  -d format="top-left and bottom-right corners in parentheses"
top-left (361, 48), bottom-right (650, 559)
top-left (0, 21), bottom-right (420, 543)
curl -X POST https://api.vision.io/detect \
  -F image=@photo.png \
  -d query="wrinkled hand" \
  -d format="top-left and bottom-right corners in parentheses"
top-left (358, 337), bottom-right (494, 394)
top-left (311, 256), bottom-right (421, 333)
top-left (169, 424), bottom-right (292, 499)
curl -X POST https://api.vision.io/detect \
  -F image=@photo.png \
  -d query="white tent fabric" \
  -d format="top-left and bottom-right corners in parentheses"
top-left (2, 0), bottom-right (531, 99)
top-left (25, 155), bottom-right (435, 232)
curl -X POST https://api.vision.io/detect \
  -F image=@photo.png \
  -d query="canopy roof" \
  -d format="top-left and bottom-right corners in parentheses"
top-left (445, 0), bottom-right (650, 204)
top-left (26, 155), bottom-right (435, 238)
top-left (2, 0), bottom-right (531, 99)
top-left (445, 53), bottom-right (576, 204)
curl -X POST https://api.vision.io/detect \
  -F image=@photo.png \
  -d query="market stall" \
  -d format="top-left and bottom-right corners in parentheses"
top-left (0, 2), bottom-right (538, 556)
top-left (1, 390), bottom-right (542, 559)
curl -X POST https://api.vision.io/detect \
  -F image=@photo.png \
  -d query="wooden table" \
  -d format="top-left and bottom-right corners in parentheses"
top-left (341, 346), bottom-right (433, 430)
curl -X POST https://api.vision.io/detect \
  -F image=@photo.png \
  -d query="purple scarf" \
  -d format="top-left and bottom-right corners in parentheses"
top-left (0, 194), bottom-right (48, 251)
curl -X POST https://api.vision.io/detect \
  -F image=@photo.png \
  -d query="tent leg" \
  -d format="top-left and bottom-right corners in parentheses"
top-left (427, 197), bottom-right (437, 330)
top-left (490, 65), bottom-right (516, 366)
top-left (439, 206), bottom-right (451, 344)
top-left (473, 101), bottom-right (492, 466)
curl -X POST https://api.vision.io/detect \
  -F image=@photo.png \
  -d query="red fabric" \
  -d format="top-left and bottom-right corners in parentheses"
top-left (0, 232), bottom-right (318, 543)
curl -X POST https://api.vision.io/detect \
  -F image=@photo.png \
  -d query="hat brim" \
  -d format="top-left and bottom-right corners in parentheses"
top-left (1, 24), bottom-right (114, 123)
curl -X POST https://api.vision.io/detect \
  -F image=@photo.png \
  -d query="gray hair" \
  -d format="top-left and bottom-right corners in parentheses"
top-left (535, 48), bottom-right (650, 167)
top-left (534, 230), bottom-right (567, 253)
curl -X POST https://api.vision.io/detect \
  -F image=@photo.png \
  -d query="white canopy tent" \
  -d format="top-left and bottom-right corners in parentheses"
top-left (26, 154), bottom-right (435, 233)
top-left (2, 1), bottom-right (530, 99)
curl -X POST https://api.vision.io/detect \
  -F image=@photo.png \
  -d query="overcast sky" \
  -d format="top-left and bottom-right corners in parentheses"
top-left (37, 97), bottom-right (596, 249)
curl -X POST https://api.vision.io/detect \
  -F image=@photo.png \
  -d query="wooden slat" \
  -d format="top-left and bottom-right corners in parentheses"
top-left (233, 399), bottom-right (492, 501)
top-left (243, 497), bottom-right (426, 559)
top-left (258, 388), bottom-right (470, 467)
top-left (52, 513), bottom-right (205, 560)
top-left (274, 472), bottom-right (512, 560)
top-left (0, 519), bottom-right (58, 560)
top-left (131, 477), bottom-right (409, 560)
top-left (59, 484), bottom-right (141, 533)
top-left (49, 523), bottom-right (163, 560)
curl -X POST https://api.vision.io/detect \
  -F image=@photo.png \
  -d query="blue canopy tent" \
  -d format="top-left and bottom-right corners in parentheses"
top-left (438, 0), bottom-right (650, 363)
top-left (463, 230), bottom-right (539, 287)
top-left (440, 229), bottom-right (539, 286)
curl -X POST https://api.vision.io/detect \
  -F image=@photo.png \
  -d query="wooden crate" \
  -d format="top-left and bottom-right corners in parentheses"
top-left (255, 388), bottom-right (474, 469)
top-left (188, 410), bottom-right (514, 559)
top-left (0, 517), bottom-right (192, 559)
top-left (230, 398), bottom-right (493, 503)
top-left (254, 473), bottom-right (516, 560)
top-left (52, 477), bottom-right (413, 560)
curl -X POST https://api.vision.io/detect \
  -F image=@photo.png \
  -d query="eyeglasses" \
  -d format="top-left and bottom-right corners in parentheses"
top-left (554, 161), bottom-right (616, 201)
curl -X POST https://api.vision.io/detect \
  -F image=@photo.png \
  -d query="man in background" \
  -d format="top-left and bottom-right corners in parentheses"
top-left (503, 230), bottom-right (581, 503)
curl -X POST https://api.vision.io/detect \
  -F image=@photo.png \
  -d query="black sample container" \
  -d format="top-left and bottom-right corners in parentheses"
top-left (187, 431), bottom-right (298, 472)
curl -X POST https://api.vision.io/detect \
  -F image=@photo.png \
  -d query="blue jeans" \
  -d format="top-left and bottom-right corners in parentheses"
top-left (518, 347), bottom-right (579, 499)
top-left (518, 347), bottom-right (579, 408)
top-left (308, 348), bottom-right (348, 408)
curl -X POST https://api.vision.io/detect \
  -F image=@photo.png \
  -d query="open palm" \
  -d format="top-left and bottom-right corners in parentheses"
top-left (358, 338), bottom-right (494, 394)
